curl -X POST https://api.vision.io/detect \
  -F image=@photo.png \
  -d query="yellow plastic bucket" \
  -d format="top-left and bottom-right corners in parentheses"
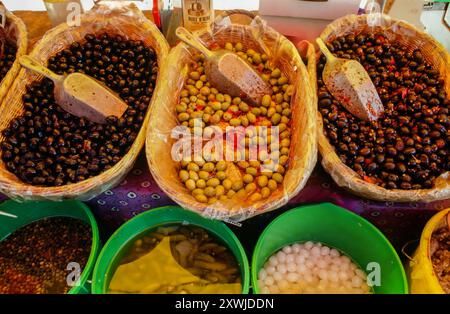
top-left (407, 208), bottom-right (449, 294)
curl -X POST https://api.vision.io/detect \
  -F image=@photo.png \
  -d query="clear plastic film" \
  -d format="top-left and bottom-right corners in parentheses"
top-left (0, 2), bottom-right (169, 201)
top-left (146, 10), bottom-right (317, 223)
top-left (0, 1), bottom-right (27, 106)
top-left (315, 14), bottom-right (450, 202)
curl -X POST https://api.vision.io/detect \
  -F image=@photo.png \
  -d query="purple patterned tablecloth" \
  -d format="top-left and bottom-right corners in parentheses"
top-left (62, 152), bottom-right (449, 257)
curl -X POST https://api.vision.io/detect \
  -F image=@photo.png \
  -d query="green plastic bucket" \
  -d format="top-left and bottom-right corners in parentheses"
top-left (92, 206), bottom-right (250, 294)
top-left (0, 200), bottom-right (100, 294)
top-left (252, 203), bottom-right (408, 294)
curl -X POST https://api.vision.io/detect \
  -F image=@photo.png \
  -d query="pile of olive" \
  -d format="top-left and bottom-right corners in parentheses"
top-left (0, 40), bottom-right (17, 82)
top-left (318, 32), bottom-right (450, 190)
top-left (1, 33), bottom-right (158, 186)
top-left (176, 42), bottom-right (293, 204)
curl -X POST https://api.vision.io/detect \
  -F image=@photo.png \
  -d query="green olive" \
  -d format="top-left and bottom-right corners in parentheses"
top-left (196, 179), bottom-right (206, 189)
top-left (187, 162), bottom-right (200, 172)
top-left (216, 171), bottom-right (227, 180)
top-left (247, 49), bottom-right (256, 56)
top-left (241, 116), bottom-right (249, 127)
top-left (219, 195), bottom-right (228, 202)
top-left (282, 108), bottom-right (291, 117)
top-left (246, 167), bottom-right (258, 176)
top-left (204, 186), bottom-right (216, 197)
top-left (216, 94), bottom-right (225, 102)
top-left (243, 174), bottom-right (254, 183)
top-left (267, 107), bottom-right (276, 118)
top-left (227, 190), bottom-right (236, 198)
top-left (189, 170), bottom-right (199, 181)
top-left (200, 86), bottom-right (210, 96)
top-left (207, 178), bottom-right (220, 187)
top-left (186, 179), bottom-right (196, 191)
top-left (230, 118), bottom-right (241, 127)
top-left (199, 170), bottom-right (210, 180)
top-left (235, 42), bottom-right (243, 52)
top-left (278, 123), bottom-right (287, 133)
top-left (179, 170), bottom-right (189, 182)
top-left (223, 179), bottom-right (232, 190)
top-left (268, 179), bottom-right (278, 191)
top-left (280, 147), bottom-right (290, 155)
top-left (279, 155), bottom-right (289, 166)
top-left (221, 102), bottom-right (230, 111)
top-left (257, 175), bottom-right (268, 188)
top-left (231, 180), bottom-right (244, 191)
top-left (262, 74), bottom-right (270, 82)
top-left (278, 76), bottom-right (288, 85)
top-left (192, 188), bottom-right (204, 196)
top-left (176, 103), bottom-right (187, 113)
top-left (195, 194), bottom-right (208, 203)
top-left (203, 162), bottom-right (215, 172)
top-left (181, 90), bottom-right (189, 97)
top-left (223, 112), bottom-right (233, 121)
top-left (245, 183), bottom-right (257, 193)
top-left (281, 138), bottom-right (291, 148)
top-left (178, 112), bottom-right (190, 122)
top-left (203, 113), bottom-right (211, 123)
top-left (247, 112), bottom-right (256, 123)
top-left (237, 161), bottom-right (249, 169)
top-left (261, 187), bottom-right (271, 199)
top-left (249, 192), bottom-right (262, 202)
top-left (210, 114), bottom-right (221, 124)
top-left (271, 113), bottom-right (282, 125)
top-left (252, 107), bottom-right (261, 116)
top-left (188, 86), bottom-right (199, 96)
top-left (272, 173), bottom-right (284, 183)
top-left (216, 161), bottom-right (227, 171)
top-left (232, 97), bottom-right (241, 105)
top-left (215, 185), bottom-right (225, 196)
top-left (225, 42), bottom-right (233, 51)
top-left (275, 93), bottom-right (284, 104)
top-left (252, 53), bottom-right (262, 64)
top-left (261, 95), bottom-right (271, 107)
top-left (238, 102), bottom-right (249, 112)
top-left (271, 68), bottom-right (281, 78)
top-left (280, 130), bottom-right (290, 139)
top-left (195, 80), bottom-right (204, 89)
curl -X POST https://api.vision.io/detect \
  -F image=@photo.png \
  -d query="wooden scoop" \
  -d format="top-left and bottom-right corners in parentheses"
top-left (176, 27), bottom-right (272, 105)
top-left (316, 38), bottom-right (384, 121)
top-left (19, 55), bottom-right (128, 124)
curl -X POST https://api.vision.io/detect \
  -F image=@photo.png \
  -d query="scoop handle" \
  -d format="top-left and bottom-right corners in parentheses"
top-left (19, 55), bottom-right (64, 83)
top-left (176, 27), bottom-right (213, 59)
top-left (316, 38), bottom-right (336, 62)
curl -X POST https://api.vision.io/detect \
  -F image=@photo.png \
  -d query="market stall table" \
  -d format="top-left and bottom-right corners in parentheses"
top-left (2, 10), bottom-right (448, 259)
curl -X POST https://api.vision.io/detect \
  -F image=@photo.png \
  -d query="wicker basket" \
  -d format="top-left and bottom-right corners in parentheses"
top-left (0, 3), bottom-right (169, 201)
top-left (0, 6), bottom-right (27, 105)
top-left (146, 10), bottom-right (317, 222)
top-left (316, 14), bottom-right (450, 203)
